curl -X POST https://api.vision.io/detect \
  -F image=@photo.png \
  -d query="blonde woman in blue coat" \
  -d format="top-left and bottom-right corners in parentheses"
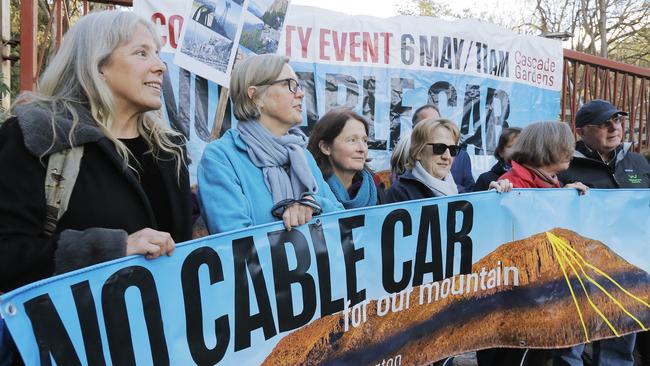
top-left (198, 55), bottom-right (343, 234)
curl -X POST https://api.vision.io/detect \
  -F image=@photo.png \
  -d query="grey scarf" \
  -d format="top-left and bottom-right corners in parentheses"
top-left (411, 161), bottom-right (458, 197)
top-left (237, 120), bottom-right (318, 204)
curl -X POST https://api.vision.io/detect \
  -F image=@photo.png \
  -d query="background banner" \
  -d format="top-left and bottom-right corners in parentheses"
top-left (134, 1), bottom-right (563, 180)
top-left (2, 189), bottom-right (649, 365)
top-left (281, 6), bottom-right (563, 171)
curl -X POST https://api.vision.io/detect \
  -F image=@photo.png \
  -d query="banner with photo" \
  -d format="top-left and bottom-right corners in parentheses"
top-left (174, 0), bottom-right (249, 86)
top-left (2, 189), bottom-right (649, 365)
top-left (281, 6), bottom-right (563, 171)
top-left (173, 0), bottom-right (291, 85)
top-left (239, 0), bottom-right (291, 56)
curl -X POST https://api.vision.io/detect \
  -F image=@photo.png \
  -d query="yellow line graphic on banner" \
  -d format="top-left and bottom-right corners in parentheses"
top-left (545, 232), bottom-right (649, 341)
top-left (559, 243), bottom-right (648, 330)
top-left (553, 239), bottom-right (619, 336)
top-left (558, 238), bottom-right (650, 309)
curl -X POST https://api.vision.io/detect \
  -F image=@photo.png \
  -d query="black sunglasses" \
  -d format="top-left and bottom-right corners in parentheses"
top-left (259, 78), bottom-right (302, 94)
top-left (426, 143), bottom-right (461, 156)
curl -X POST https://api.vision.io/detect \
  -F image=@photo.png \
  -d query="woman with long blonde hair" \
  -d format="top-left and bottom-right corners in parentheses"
top-left (0, 10), bottom-right (192, 294)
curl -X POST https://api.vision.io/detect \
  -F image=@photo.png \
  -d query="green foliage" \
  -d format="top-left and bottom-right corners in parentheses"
top-left (261, 11), bottom-right (285, 30)
top-left (240, 28), bottom-right (264, 53)
top-left (0, 75), bottom-right (10, 98)
top-left (7, 0), bottom-right (106, 101)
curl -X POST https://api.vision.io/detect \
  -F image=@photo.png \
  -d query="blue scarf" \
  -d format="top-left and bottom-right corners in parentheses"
top-left (326, 169), bottom-right (377, 209)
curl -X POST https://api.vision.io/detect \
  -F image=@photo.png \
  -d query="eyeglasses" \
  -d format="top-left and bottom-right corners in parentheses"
top-left (606, 115), bottom-right (625, 125)
top-left (588, 115), bottom-right (625, 130)
top-left (259, 78), bottom-right (303, 94)
top-left (426, 143), bottom-right (461, 156)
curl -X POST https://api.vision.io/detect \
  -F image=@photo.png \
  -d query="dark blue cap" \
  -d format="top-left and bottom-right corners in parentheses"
top-left (575, 99), bottom-right (627, 128)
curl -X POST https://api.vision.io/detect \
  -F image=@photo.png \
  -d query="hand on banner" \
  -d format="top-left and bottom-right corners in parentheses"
top-left (282, 200), bottom-right (315, 231)
top-left (565, 182), bottom-right (589, 195)
top-left (126, 228), bottom-right (176, 259)
top-left (489, 179), bottom-right (513, 192)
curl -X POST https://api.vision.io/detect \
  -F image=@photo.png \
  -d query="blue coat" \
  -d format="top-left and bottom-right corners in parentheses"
top-left (198, 129), bottom-right (344, 234)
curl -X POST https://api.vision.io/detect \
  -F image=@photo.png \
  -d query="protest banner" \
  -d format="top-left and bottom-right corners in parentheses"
top-left (2, 189), bottom-right (649, 365)
top-left (281, 6), bottom-right (563, 171)
top-left (135, 1), bottom-right (563, 176)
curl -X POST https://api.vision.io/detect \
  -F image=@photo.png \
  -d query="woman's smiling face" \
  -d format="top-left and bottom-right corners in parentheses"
top-left (417, 126), bottom-right (456, 179)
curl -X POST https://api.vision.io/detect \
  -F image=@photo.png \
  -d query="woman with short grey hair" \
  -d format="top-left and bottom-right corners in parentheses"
top-left (198, 54), bottom-right (343, 234)
top-left (500, 121), bottom-right (588, 193)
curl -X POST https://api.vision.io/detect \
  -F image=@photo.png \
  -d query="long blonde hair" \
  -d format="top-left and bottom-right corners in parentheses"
top-left (13, 10), bottom-right (185, 177)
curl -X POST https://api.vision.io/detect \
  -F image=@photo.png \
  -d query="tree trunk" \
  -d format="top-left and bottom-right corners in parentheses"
top-left (598, 0), bottom-right (607, 57)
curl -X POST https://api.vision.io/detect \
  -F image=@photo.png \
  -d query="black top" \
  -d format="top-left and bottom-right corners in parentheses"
top-left (121, 136), bottom-right (173, 234)
top-left (471, 160), bottom-right (511, 192)
top-left (558, 141), bottom-right (650, 188)
top-left (384, 171), bottom-right (437, 203)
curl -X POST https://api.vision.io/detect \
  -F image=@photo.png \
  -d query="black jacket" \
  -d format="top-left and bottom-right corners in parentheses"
top-left (384, 171), bottom-right (437, 203)
top-left (0, 104), bottom-right (192, 292)
top-left (471, 160), bottom-right (510, 192)
top-left (558, 141), bottom-right (650, 189)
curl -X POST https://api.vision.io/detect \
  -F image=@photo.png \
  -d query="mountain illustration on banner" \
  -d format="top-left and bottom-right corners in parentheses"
top-left (263, 228), bottom-right (650, 365)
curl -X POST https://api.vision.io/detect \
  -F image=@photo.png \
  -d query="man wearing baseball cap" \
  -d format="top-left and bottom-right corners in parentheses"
top-left (559, 99), bottom-right (650, 189)
top-left (557, 99), bottom-right (649, 365)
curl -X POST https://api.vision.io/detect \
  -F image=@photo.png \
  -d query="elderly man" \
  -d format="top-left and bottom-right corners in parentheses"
top-left (557, 99), bottom-right (650, 366)
top-left (560, 99), bottom-right (650, 188)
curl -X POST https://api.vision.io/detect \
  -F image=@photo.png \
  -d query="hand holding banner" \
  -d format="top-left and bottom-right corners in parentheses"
top-left (2, 189), bottom-right (649, 365)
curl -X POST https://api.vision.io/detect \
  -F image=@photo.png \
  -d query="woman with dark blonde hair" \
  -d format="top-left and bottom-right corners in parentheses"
top-left (386, 118), bottom-right (511, 203)
top-left (198, 54), bottom-right (342, 234)
top-left (308, 107), bottom-right (382, 208)
top-left (0, 11), bottom-right (192, 297)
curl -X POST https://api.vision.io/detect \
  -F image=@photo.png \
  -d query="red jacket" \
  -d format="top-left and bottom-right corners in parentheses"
top-left (499, 161), bottom-right (561, 189)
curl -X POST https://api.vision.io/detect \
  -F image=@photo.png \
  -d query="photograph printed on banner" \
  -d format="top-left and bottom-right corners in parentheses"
top-left (239, 0), bottom-right (289, 55)
top-left (175, 0), bottom-right (248, 86)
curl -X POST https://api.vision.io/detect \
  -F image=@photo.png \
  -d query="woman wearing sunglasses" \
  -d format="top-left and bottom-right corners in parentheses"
top-left (385, 118), bottom-right (511, 203)
top-left (198, 54), bottom-right (343, 234)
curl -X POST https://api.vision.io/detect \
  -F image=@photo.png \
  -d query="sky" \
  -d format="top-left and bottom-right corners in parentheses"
top-left (290, 0), bottom-right (521, 18)
top-left (291, 0), bottom-right (402, 18)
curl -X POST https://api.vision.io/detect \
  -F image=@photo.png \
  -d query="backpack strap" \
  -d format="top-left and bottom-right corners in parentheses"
top-left (43, 146), bottom-right (84, 237)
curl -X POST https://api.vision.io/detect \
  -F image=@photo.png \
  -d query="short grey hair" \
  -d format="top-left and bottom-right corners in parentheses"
top-left (510, 121), bottom-right (574, 168)
top-left (407, 118), bottom-right (460, 170)
top-left (230, 54), bottom-right (290, 121)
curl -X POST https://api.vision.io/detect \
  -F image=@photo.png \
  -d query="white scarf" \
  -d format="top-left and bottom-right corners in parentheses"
top-left (411, 161), bottom-right (458, 197)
